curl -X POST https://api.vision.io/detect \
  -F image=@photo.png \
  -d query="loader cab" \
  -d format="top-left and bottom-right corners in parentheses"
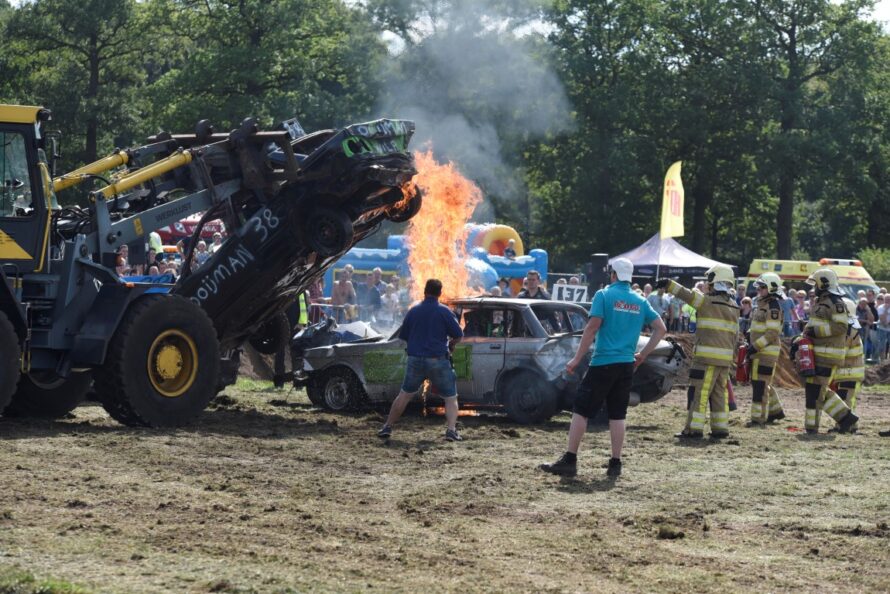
top-left (0, 105), bottom-right (54, 274)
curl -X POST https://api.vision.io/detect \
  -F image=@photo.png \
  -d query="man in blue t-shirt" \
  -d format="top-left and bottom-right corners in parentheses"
top-left (377, 278), bottom-right (465, 442)
top-left (540, 258), bottom-right (666, 478)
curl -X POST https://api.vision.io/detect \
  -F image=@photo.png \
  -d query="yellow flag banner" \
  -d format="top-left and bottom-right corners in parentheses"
top-left (660, 161), bottom-right (684, 239)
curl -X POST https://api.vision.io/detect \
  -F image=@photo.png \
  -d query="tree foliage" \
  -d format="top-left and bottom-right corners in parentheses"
top-left (0, 0), bottom-right (888, 272)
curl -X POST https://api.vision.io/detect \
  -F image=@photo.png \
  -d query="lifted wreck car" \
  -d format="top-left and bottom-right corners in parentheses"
top-left (301, 297), bottom-right (685, 424)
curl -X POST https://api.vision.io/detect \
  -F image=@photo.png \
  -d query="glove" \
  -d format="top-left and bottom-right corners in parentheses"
top-left (655, 278), bottom-right (670, 290)
top-left (804, 327), bottom-right (816, 338)
top-left (789, 340), bottom-right (799, 361)
top-left (746, 343), bottom-right (757, 359)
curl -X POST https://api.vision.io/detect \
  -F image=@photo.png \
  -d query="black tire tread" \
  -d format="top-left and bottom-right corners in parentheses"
top-left (0, 311), bottom-right (21, 413)
top-left (6, 371), bottom-right (92, 418)
top-left (502, 370), bottom-right (558, 425)
top-left (94, 295), bottom-right (219, 427)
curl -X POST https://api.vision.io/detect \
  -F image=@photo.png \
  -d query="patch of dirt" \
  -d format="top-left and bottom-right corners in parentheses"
top-left (865, 360), bottom-right (890, 386)
top-left (1, 384), bottom-right (889, 593)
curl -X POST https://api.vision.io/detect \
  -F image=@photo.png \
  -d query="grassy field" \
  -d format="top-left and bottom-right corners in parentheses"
top-left (1, 380), bottom-right (889, 593)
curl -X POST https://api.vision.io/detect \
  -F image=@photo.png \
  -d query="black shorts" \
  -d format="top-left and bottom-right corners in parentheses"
top-left (573, 362), bottom-right (634, 420)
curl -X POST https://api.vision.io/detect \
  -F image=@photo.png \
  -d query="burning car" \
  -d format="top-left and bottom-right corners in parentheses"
top-left (156, 213), bottom-right (225, 243)
top-left (300, 297), bottom-right (685, 423)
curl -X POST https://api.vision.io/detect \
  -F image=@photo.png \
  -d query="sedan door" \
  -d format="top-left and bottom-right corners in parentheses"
top-left (457, 307), bottom-right (505, 402)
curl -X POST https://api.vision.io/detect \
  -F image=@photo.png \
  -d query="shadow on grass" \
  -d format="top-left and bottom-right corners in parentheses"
top-left (555, 475), bottom-right (618, 493)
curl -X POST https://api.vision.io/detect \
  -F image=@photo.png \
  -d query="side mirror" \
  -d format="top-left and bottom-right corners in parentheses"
top-left (45, 130), bottom-right (62, 176)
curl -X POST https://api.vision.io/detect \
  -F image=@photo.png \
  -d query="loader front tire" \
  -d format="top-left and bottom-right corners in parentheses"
top-left (95, 295), bottom-right (219, 427)
top-left (6, 371), bottom-right (92, 418)
top-left (0, 311), bottom-right (21, 413)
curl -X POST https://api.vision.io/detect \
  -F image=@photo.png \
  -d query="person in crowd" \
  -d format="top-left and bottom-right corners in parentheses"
top-left (540, 258), bottom-right (665, 478)
top-left (379, 283), bottom-right (400, 329)
top-left (874, 294), bottom-right (890, 362)
top-left (647, 284), bottom-right (668, 321)
top-left (378, 279), bottom-right (464, 442)
top-left (361, 268), bottom-right (385, 321)
top-left (306, 277), bottom-right (324, 324)
top-left (517, 270), bottom-right (551, 299)
top-left (147, 265), bottom-right (160, 276)
top-left (856, 297), bottom-right (874, 359)
top-left (569, 276), bottom-right (581, 285)
top-left (658, 265), bottom-right (738, 439)
top-left (195, 240), bottom-right (211, 266)
top-left (642, 283), bottom-right (653, 298)
top-left (497, 277), bottom-right (512, 297)
top-left (503, 239), bottom-right (517, 259)
top-left (779, 290), bottom-right (796, 337)
top-left (208, 232), bottom-right (224, 254)
top-left (736, 282), bottom-right (747, 305)
top-left (746, 273), bottom-right (786, 426)
top-left (115, 244), bottom-right (130, 276)
top-left (332, 268), bottom-right (356, 322)
top-left (833, 298), bottom-right (865, 433)
top-left (799, 269), bottom-right (859, 434)
top-left (866, 289), bottom-right (880, 360)
top-left (739, 296), bottom-right (753, 335)
top-left (489, 286), bottom-right (502, 297)
top-left (667, 293), bottom-right (682, 332)
top-left (556, 278), bottom-right (567, 285)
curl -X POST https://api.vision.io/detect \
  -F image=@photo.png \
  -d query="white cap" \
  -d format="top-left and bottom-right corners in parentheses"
top-left (611, 258), bottom-right (634, 282)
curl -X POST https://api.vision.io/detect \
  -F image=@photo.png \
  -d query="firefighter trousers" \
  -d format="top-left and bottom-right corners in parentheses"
top-left (686, 363), bottom-right (731, 436)
top-left (750, 358), bottom-right (784, 424)
top-left (836, 380), bottom-right (861, 430)
top-left (804, 366), bottom-right (852, 431)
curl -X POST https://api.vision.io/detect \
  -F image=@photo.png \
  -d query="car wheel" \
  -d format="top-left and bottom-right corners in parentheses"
top-left (386, 191), bottom-right (423, 223)
top-left (305, 207), bottom-right (354, 257)
top-left (318, 367), bottom-right (365, 411)
top-left (248, 313), bottom-right (290, 355)
top-left (502, 370), bottom-right (558, 424)
top-left (305, 372), bottom-right (326, 407)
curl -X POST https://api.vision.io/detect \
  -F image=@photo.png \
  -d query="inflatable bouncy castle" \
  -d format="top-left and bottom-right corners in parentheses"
top-left (322, 224), bottom-right (547, 297)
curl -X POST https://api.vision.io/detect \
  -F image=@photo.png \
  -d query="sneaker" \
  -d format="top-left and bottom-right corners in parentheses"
top-left (377, 424), bottom-right (392, 439)
top-left (606, 458), bottom-right (622, 477)
top-left (444, 428), bottom-right (463, 442)
top-left (539, 454), bottom-right (577, 477)
top-left (675, 430), bottom-right (703, 440)
top-left (836, 412), bottom-right (859, 434)
top-left (767, 411), bottom-right (786, 422)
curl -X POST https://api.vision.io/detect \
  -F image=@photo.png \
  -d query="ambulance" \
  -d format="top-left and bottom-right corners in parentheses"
top-left (744, 258), bottom-right (879, 300)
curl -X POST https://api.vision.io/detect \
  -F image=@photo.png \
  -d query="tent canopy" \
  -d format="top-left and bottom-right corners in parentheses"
top-left (610, 233), bottom-right (731, 278)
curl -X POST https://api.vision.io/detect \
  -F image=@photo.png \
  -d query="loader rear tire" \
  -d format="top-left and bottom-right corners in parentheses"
top-left (0, 311), bottom-right (21, 413)
top-left (94, 295), bottom-right (219, 427)
top-left (305, 207), bottom-right (354, 257)
top-left (6, 371), bottom-right (91, 418)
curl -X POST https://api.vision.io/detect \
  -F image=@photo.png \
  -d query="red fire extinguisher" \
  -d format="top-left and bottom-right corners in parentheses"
top-left (735, 343), bottom-right (750, 383)
top-left (796, 336), bottom-right (816, 377)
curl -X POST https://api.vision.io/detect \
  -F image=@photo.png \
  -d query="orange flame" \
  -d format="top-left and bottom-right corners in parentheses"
top-left (404, 150), bottom-right (482, 302)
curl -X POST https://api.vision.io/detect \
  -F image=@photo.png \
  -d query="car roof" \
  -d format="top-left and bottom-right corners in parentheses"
top-left (448, 296), bottom-right (588, 311)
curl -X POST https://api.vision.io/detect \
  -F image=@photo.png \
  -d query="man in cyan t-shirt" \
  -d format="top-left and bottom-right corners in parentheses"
top-left (540, 258), bottom-right (666, 478)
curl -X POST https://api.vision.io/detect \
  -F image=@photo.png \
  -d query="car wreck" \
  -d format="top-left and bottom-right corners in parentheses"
top-left (299, 297), bottom-right (686, 423)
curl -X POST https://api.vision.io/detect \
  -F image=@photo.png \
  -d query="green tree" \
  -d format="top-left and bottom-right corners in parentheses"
top-left (741, 0), bottom-right (878, 258)
top-left (6, 0), bottom-right (150, 165)
top-left (147, 0), bottom-right (387, 134)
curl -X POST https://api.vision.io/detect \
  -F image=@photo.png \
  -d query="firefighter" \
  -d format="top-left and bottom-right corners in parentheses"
top-left (800, 269), bottom-right (858, 434)
top-left (831, 298), bottom-right (864, 432)
top-left (746, 272), bottom-right (786, 425)
top-left (657, 264), bottom-right (739, 439)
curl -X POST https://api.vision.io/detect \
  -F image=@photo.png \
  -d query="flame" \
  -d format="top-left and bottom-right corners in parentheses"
top-left (423, 406), bottom-right (481, 417)
top-left (404, 150), bottom-right (482, 302)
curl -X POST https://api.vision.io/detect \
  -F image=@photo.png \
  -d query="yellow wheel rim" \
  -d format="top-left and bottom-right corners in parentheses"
top-left (147, 329), bottom-right (198, 398)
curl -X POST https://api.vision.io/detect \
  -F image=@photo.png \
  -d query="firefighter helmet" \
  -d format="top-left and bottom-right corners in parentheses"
top-left (843, 298), bottom-right (861, 330)
top-left (754, 272), bottom-right (783, 295)
top-left (705, 264), bottom-right (735, 293)
top-left (806, 268), bottom-right (844, 296)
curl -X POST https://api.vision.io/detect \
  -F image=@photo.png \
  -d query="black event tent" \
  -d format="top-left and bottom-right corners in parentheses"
top-left (610, 233), bottom-right (732, 278)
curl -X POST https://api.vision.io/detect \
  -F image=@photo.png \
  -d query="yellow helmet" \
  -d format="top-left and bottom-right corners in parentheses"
top-left (754, 272), bottom-right (783, 295)
top-left (705, 264), bottom-right (734, 292)
top-left (843, 298), bottom-right (861, 329)
top-left (806, 268), bottom-right (843, 296)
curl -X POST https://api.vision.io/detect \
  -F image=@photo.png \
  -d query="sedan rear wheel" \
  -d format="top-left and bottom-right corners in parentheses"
top-left (318, 367), bottom-right (365, 411)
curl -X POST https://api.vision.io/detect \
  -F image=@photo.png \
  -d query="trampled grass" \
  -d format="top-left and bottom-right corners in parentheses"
top-left (0, 380), bottom-right (888, 593)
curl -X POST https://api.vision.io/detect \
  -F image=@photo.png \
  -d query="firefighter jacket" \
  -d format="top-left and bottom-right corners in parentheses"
top-left (838, 325), bottom-right (865, 382)
top-left (749, 295), bottom-right (782, 365)
top-left (804, 293), bottom-right (848, 367)
top-left (666, 280), bottom-right (739, 367)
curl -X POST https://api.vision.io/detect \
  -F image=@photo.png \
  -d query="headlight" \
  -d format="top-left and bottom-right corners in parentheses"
top-left (173, 222), bottom-right (186, 233)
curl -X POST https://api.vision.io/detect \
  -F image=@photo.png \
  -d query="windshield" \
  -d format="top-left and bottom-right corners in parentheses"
top-left (531, 305), bottom-right (588, 336)
top-left (841, 283), bottom-right (879, 301)
top-left (0, 131), bottom-right (33, 217)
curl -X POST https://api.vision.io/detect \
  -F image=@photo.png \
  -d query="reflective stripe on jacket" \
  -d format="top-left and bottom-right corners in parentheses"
top-left (668, 280), bottom-right (739, 367)
top-left (804, 293), bottom-right (848, 366)
top-left (750, 296), bottom-right (782, 364)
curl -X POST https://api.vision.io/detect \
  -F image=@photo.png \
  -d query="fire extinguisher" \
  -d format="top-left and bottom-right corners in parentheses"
top-left (796, 336), bottom-right (816, 377)
top-left (735, 343), bottom-right (750, 383)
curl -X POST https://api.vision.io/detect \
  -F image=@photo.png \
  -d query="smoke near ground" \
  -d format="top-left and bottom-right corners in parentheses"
top-left (373, 1), bottom-right (572, 212)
